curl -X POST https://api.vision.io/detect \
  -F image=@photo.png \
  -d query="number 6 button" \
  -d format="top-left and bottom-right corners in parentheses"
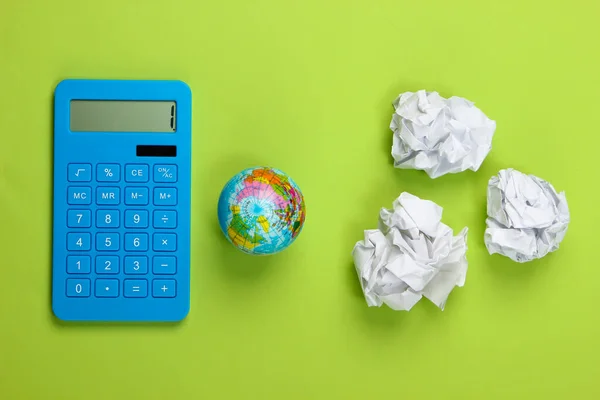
top-left (125, 233), bottom-right (149, 251)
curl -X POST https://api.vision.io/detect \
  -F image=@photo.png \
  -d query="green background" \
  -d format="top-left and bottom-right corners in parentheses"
top-left (1, 0), bottom-right (599, 398)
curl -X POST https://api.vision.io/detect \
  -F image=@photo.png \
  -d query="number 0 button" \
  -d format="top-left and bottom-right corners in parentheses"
top-left (66, 279), bottom-right (90, 297)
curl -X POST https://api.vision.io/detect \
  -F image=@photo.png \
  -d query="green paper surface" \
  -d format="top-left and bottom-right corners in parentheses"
top-left (1, 0), bottom-right (599, 398)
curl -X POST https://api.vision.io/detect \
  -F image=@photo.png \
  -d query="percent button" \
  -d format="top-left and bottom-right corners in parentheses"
top-left (153, 164), bottom-right (177, 183)
top-left (97, 164), bottom-right (120, 182)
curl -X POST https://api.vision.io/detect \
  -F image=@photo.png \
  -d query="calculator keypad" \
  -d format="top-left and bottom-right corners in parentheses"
top-left (65, 163), bottom-right (179, 299)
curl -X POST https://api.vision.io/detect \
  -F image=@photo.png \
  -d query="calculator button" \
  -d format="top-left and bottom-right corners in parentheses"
top-left (96, 210), bottom-right (120, 228)
top-left (124, 256), bottom-right (148, 274)
top-left (96, 255), bottom-right (119, 274)
top-left (67, 233), bottom-right (91, 251)
top-left (125, 187), bottom-right (149, 205)
top-left (152, 279), bottom-right (176, 298)
top-left (96, 164), bottom-right (120, 182)
top-left (66, 279), bottom-right (90, 297)
top-left (153, 164), bottom-right (177, 183)
top-left (125, 233), bottom-right (149, 251)
top-left (67, 187), bottom-right (92, 205)
top-left (67, 255), bottom-right (91, 274)
top-left (67, 210), bottom-right (91, 228)
top-left (96, 187), bottom-right (120, 205)
top-left (153, 188), bottom-right (177, 206)
top-left (153, 233), bottom-right (177, 251)
top-left (68, 164), bottom-right (92, 182)
top-left (124, 210), bottom-right (149, 228)
top-left (153, 256), bottom-right (176, 274)
top-left (153, 210), bottom-right (177, 228)
top-left (96, 233), bottom-right (120, 251)
top-left (95, 279), bottom-right (119, 297)
top-left (124, 280), bottom-right (148, 298)
top-left (125, 164), bottom-right (149, 182)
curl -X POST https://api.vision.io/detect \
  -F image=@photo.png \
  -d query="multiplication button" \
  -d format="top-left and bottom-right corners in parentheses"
top-left (153, 164), bottom-right (177, 183)
top-left (153, 233), bottom-right (177, 251)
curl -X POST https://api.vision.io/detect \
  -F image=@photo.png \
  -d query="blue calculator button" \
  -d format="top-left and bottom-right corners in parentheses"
top-left (124, 279), bottom-right (148, 298)
top-left (124, 256), bottom-right (148, 274)
top-left (96, 233), bottom-right (120, 251)
top-left (125, 187), bottom-right (149, 205)
top-left (96, 255), bottom-right (119, 274)
top-left (153, 187), bottom-right (177, 206)
top-left (152, 279), bottom-right (176, 298)
top-left (125, 164), bottom-right (149, 182)
top-left (153, 210), bottom-right (177, 228)
top-left (153, 256), bottom-right (176, 274)
top-left (96, 209), bottom-right (120, 228)
top-left (96, 187), bottom-right (120, 205)
top-left (67, 255), bottom-right (91, 274)
top-left (153, 233), bottom-right (177, 251)
top-left (153, 164), bottom-right (177, 183)
top-left (68, 164), bottom-right (92, 182)
top-left (124, 210), bottom-right (149, 228)
top-left (67, 187), bottom-right (92, 205)
top-left (125, 233), bottom-right (149, 251)
top-left (67, 209), bottom-right (91, 228)
top-left (67, 233), bottom-right (91, 251)
top-left (66, 279), bottom-right (90, 297)
top-left (97, 164), bottom-right (120, 182)
top-left (95, 279), bottom-right (119, 298)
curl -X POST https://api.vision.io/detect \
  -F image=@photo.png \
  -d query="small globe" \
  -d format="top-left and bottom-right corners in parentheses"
top-left (217, 166), bottom-right (306, 255)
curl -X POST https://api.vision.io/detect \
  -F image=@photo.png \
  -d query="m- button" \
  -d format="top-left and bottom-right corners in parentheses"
top-left (125, 164), bottom-right (149, 183)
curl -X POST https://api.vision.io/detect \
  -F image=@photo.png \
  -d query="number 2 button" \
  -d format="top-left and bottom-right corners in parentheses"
top-left (96, 256), bottom-right (119, 274)
top-left (96, 233), bottom-right (119, 251)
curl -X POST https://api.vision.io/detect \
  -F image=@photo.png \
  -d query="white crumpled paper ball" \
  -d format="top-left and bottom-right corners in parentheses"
top-left (352, 192), bottom-right (468, 311)
top-left (390, 90), bottom-right (496, 178)
top-left (484, 168), bottom-right (570, 262)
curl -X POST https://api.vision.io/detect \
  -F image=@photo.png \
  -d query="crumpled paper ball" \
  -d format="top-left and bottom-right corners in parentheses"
top-left (390, 90), bottom-right (496, 179)
top-left (484, 168), bottom-right (570, 262)
top-left (352, 192), bottom-right (468, 311)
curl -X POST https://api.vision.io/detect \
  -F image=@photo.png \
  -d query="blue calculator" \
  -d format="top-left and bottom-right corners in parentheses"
top-left (52, 79), bottom-right (192, 322)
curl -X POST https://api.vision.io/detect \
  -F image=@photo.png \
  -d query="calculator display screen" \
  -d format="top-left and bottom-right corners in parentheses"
top-left (70, 100), bottom-right (176, 132)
